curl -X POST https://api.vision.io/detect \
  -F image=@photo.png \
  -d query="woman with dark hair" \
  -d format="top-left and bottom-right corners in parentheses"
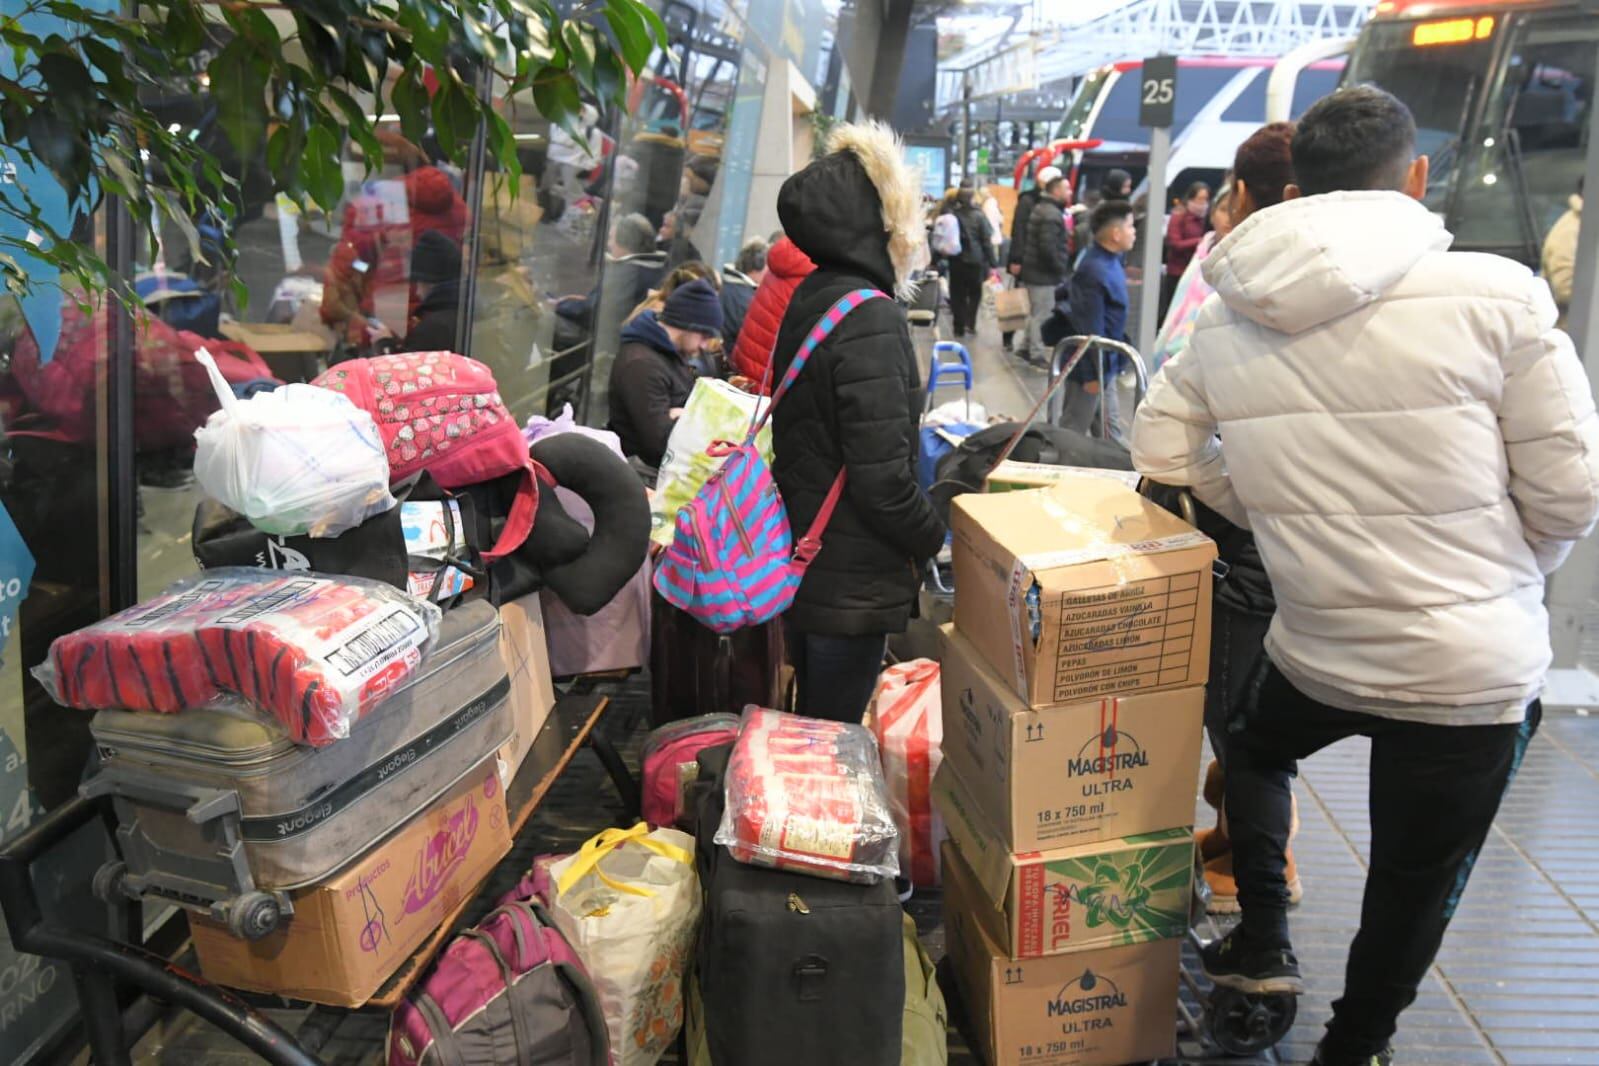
top-left (1152, 124), bottom-right (1295, 371)
top-left (1146, 120), bottom-right (1300, 918)
top-left (1159, 180), bottom-right (1211, 321)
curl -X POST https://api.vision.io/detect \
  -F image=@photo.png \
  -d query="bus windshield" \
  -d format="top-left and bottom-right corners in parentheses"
top-left (1452, 14), bottom-right (1597, 260)
top-left (1058, 68), bottom-right (1113, 142)
top-left (1344, 20), bottom-right (1495, 216)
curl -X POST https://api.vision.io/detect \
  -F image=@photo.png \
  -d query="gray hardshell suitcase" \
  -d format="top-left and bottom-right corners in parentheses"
top-left (82, 600), bottom-right (510, 940)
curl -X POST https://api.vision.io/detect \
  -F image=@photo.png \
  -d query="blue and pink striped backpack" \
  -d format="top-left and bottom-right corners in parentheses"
top-left (653, 289), bottom-right (887, 634)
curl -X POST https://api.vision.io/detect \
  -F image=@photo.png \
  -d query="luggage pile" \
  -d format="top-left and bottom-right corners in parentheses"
top-left (44, 351), bottom-right (648, 1008)
top-left (687, 713), bottom-right (948, 1066)
top-left (936, 474), bottom-right (1216, 1066)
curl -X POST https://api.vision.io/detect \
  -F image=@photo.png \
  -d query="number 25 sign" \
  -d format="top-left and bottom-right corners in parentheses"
top-left (1140, 55), bottom-right (1178, 128)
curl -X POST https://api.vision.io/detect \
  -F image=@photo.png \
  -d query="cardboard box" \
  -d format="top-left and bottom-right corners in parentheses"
top-left (951, 478), bottom-right (1215, 706)
top-left (940, 625), bottom-right (1204, 851)
top-left (498, 594), bottom-right (558, 779)
top-left (190, 760), bottom-right (512, 1006)
top-left (936, 765), bottom-right (1192, 959)
top-left (943, 841), bottom-right (1179, 1066)
top-left (986, 461), bottom-right (1142, 494)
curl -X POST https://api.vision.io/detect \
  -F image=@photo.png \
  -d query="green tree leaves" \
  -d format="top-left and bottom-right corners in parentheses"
top-left (2, 0), bottom-right (667, 303)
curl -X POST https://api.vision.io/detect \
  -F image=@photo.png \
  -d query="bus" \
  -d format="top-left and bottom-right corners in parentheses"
top-left (1053, 57), bottom-right (1344, 203)
top-left (1340, 0), bottom-right (1596, 265)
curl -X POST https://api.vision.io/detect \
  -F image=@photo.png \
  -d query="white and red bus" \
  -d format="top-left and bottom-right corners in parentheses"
top-left (1048, 56), bottom-right (1345, 202)
top-left (1339, 0), bottom-right (1595, 265)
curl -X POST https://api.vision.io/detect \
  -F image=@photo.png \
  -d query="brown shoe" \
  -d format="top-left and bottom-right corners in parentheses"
top-left (1204, 845), bottom-right (1304, 915)
top-left (1196, 825), bottom-right (1230, 863)
top-left (1202, 758), bottom-right (1225, 810)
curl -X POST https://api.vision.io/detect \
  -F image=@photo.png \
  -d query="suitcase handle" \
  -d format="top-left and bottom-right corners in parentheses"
top-left (82, 766), bottom-right (241, 824)
top-left (793, 955), bottom-right (828, 1002)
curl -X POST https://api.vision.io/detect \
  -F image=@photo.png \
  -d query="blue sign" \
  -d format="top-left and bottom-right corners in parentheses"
top-left (905, 145), bottom-right (950, 202)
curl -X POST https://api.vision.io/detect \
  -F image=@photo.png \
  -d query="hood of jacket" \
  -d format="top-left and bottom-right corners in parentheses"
top-left (1201, 191), bottom-right (1452, 335)
top-left (407, 166), bottom-right (461, 216)
top-left (619, 310), bottom-right (677, 360)
top-left (1570, 193), bottom-right (1585, 216)
top-left (777, 121), bottom-right (926, 300)
top-left (767, 236), bottom-right (815, 282)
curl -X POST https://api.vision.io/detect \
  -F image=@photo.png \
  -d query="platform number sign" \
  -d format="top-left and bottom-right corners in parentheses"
top-left (1140, 55), bottom-right (1178, 128)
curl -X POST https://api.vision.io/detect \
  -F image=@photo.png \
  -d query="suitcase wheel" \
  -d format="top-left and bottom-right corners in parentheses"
top-left (227, 891), bottom-right (283, 941)
top-left (92, 861), bottom-right (128, 905)
top-left (1207, 986), bottom-right (1297, 1055)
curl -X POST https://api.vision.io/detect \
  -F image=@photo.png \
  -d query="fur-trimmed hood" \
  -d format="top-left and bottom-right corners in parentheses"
top-left (777, 121), bottom-right (927, 300)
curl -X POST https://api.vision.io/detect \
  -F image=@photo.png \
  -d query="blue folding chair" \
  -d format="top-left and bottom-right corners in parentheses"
top-left (925, 341), bottom-right (974, 420)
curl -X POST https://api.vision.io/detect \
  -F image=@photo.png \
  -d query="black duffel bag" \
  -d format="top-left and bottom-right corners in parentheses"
top-left (927, 420), bottom-right (1133, 524)
top-left (690, 744), bottom-right (904, 1066)
top-left (193, 472), bottom-right (487, 605)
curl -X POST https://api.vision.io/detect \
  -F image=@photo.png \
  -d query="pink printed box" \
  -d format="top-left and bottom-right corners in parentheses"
top-left (190, 759), bottom-right (511, 1007)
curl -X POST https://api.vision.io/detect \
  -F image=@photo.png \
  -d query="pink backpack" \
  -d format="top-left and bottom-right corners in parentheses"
top-left (653, 289), bottom-right (886, 633)
top-left (315, 353), bottom-right (536, 561)
top-left (387, 898), bottom-right (608, 1066)
top-left (642, 714), bottom-right (741, 828)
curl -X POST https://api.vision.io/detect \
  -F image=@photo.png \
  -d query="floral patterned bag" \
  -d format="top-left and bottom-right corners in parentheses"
top-left (548, 825), bottom-right (701, 1066)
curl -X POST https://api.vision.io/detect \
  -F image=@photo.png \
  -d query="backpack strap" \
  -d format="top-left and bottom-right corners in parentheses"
top-left (748, 288), bottom-right (888, 442)
top-left (413, 992), bottom-right (468, 1066)
top-left (463, 928), bottom-right (535, 1066)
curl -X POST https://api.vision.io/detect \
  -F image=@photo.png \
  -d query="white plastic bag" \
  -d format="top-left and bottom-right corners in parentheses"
top-left (650, 378), bottom-right (769, 547)
top-left (192, 348), bottom-right (395, 538)
top-left (549, 825), bottom-right (700, 1066)
top-left (867, 661), bottom-right (945, 888)
top-left (716, 707), bottom-right (900, 884)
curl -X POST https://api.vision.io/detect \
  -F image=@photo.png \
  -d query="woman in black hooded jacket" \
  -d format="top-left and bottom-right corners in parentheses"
top-left (769, 121), bottom-right (947, 722)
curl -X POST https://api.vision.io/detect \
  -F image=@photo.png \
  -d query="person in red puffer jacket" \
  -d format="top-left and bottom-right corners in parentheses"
top-left (730, 234), bottom-right (815, 391)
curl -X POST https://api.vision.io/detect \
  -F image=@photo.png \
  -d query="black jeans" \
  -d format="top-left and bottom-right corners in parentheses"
top-left (947, 261), bottom-right (984, 336)
top-left (1228, 661), bottom-right (1539, 1059)
top-left (783, 621), bottom-right (887, 723)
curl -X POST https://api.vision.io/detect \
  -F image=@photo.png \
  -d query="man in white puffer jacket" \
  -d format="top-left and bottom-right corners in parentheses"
top-left (1133, 88), bottom-right (1599, 1066)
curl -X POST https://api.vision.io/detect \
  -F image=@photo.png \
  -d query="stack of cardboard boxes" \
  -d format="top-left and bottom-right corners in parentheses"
top-left (936, 476), bottom-right (1216, 1066)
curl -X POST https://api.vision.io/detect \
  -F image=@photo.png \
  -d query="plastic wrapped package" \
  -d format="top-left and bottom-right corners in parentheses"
top-left (192, 348), bottom-right (395, 537)
top-left (867, 660), bottom-right (944, 888)
top-left (715, 707), bottom-right (900, 884)
top-left (36, 569), bottom-right (440, 746)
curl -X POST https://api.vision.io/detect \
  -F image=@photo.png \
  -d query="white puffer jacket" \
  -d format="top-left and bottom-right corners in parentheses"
top-left (1132, 191), bottom-right (1599, 714)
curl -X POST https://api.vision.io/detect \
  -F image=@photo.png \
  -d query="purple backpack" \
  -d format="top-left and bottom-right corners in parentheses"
top-left (387, 898), bottom-right (608, 1066)
top-left (653, 289), bottom-right (886, 634)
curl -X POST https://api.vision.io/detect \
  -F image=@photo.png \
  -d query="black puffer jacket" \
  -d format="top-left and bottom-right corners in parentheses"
top-left (771, 132), bottom-right (946, 636)
top-left (1021, 197), bottom-right (1070, 286)
top-left (1006, 187), bottom-right (1041, 271)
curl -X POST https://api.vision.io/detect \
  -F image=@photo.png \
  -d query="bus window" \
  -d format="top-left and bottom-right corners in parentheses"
top-left (1291, 66), bottom-right (1342, 117)
top-left (1344, 20), bottom-right (1493, 219)
top-left (1221, 71), bottom-right (1269, 122)
top-left (1452, 17), bottom-right (1597, 260)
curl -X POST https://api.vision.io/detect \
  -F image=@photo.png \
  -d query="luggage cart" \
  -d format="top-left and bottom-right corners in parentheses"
top-left (920, 334), bottom-right (1149, 610)
top-left (1045, 334), bottom-right (1151, 438)
top-left (1179, 871), bottom-right (1300, 1057)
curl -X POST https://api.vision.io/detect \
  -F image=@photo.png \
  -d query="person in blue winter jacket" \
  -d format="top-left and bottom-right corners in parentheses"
top-left (1060, 199), bottom-right (1136, 442)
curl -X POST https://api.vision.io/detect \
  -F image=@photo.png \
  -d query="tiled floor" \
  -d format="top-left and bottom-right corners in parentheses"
top-left (114, 320), bottom-right (1599, 1065)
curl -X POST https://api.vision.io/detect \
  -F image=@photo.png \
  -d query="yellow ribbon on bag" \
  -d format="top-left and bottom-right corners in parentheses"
top-left (557, 824), bottom-right (695, 907)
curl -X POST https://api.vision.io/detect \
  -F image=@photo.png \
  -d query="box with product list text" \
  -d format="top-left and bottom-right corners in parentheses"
top-left (189, 759), bottom-right (511, 1007)
top-left (951, 478), bottom-right (1215, 707)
